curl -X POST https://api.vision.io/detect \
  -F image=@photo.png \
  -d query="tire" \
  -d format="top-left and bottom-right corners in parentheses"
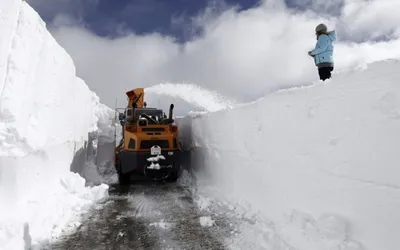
top-left (166, 165), bottom-right (180, 182)
top-left (166, 171), bottom-right (178, 182)
top-left (118, 171), bottom-right (130, 185)
top-left (117, 162), bottom-right (130, 185)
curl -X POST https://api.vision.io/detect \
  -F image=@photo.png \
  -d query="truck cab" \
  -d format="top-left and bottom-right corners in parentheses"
top-left (114, 88), bottom-right (181, 184)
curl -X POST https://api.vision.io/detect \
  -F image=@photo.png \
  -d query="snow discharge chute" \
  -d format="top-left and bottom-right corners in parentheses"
top-left (126, 88), bottom-right (145, 108)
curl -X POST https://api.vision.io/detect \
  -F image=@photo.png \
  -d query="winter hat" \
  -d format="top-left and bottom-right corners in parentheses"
top-left (315, 23), bottom-right (327, 33)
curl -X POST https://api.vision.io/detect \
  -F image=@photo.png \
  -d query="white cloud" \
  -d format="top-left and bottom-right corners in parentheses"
top-left (287, 0), bottom-right (344, 15)
top-left (45, 0), bottom-right (400, 114)
top-left (341, 0), bottom-right (400, 41)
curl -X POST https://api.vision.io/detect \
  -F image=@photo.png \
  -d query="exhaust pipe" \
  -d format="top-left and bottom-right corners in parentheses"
top-left (168, 104), bottom-right (174, 123)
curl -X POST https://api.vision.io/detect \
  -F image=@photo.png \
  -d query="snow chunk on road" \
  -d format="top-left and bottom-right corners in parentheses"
top-left (199, 216), bottom-right (215, 227)
top-left (195, 195), bottom-right (212, 211)
top-left (149, 220), bottom-right (172, 230)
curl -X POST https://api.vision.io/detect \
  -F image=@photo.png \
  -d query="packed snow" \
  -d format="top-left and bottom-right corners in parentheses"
top-left (0, 1), bottom-right (113, 249)
top-left (178, 59), bottom-right (400, 250)
top-left (147, 163), bottom-right (162, 170)
top-left (147, 155), bottom-right (166, 162)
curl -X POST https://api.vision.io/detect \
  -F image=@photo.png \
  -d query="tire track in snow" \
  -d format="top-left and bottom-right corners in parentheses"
top-left (123, 183), bottom-right (228, 249)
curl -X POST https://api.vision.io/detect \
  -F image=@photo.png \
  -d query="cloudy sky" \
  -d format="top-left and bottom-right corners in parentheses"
top-left (27, 0), bottom-right (400, 113)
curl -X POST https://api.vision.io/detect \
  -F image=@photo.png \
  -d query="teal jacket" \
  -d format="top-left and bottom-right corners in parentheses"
top-left (310, 30), bottom-right (336, 66)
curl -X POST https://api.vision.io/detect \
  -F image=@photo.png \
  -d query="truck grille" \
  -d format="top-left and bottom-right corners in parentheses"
top-left (140, 140), bottom-right (169, 149)
top-left (141, 128), bottom-right (165, 132)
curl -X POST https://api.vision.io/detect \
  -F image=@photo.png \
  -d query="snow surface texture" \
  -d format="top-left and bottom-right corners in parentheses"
top-left (178, 60), bottom-right (400, 250)
top-left (0, 1), bottom-right (111, 249)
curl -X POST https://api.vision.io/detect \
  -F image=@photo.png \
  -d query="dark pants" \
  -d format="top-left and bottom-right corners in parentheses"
top-left (318, 67), bottom-right (333, 81)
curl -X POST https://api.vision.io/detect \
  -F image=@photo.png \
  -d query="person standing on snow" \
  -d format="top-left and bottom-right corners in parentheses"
top-left (308, 23), bottom-right (336, 81)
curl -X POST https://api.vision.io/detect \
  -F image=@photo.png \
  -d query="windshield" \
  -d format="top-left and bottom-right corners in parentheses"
top-left (134, 108), bottom-right (164, 123)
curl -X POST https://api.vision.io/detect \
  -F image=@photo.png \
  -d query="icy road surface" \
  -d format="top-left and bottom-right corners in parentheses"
top-left (42, 182), bottom-right (238, 250)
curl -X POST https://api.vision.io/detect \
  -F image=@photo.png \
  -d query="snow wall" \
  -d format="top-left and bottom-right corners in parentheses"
top-left (0, 1), bottom-right (113, 249)
top-left (178, 60), bottom-right (400, 250)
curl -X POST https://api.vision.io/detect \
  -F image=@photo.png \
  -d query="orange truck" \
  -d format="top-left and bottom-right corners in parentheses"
top-left (114, 88), bottom-right (181, 184)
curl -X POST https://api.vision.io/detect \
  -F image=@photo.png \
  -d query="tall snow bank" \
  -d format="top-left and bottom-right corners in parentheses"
top-left (0, 1), bottom-right (109, 249)
top-left (178, 60), bottom-right (400, 250)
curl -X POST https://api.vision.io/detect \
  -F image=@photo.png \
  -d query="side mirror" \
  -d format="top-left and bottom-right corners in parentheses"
top-left (119, 113), bottom-right (125, 121)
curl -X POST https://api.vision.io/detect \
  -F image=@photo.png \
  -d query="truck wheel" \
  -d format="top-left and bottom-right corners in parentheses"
top-left (117, 162), bottom-right (130, 185)
top-left (118, 171), bottom-right (130, 185)
top-left (166, 167), bottom-right (180, 182)
top-left (166, 172), bottom-right (178, 182)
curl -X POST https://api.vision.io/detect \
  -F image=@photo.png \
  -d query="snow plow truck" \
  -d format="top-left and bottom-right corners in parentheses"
top-left (114, 88), bottom-right (181, 184)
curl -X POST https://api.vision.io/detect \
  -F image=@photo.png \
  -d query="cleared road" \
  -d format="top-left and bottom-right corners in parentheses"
top-left (46, 182), bottom-right (236, 250)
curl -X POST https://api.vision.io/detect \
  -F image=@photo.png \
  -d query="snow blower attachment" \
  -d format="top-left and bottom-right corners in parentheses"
top-left (114, 88), bottom-right (181, 184)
